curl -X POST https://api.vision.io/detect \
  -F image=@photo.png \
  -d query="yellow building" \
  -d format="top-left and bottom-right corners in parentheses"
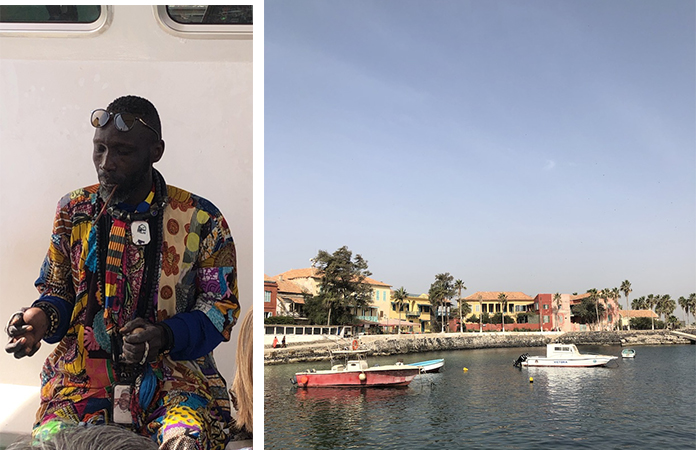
top-left (463, 291), bottom-right (534, 321)
top-left (388, 293), bottom-right (432, 333)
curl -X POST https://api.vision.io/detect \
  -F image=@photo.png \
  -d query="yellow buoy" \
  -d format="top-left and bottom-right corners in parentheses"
top-left (359, 373), bottom-right (366, 381)
top-left (529, 377), bottom-right (534, 383)
top-left (463, 367), bottom-right (468, 372)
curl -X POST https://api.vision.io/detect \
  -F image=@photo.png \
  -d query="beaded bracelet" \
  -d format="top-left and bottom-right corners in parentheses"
top-left (34, 302), bottom-right (60, 337)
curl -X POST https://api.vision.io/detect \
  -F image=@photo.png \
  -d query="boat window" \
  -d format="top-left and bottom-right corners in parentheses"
top-left (158, 5), bottom-right (252, 37)
top-left (554, 346), bottom-right (562, 351)
top-left (0, 5), bottom-right (108, 33)
top-left (286, 327), bottom-right (295, 335)
top-left (166, 5), bottom-right (252, 24)
top-left (296, 328), bottom-right (304, 335)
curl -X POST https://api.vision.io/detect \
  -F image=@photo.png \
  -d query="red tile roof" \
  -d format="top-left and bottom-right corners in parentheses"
top-left (274, 278), bottom-right (306, 295)
top-left (463, 291), bottom-right (533, 301)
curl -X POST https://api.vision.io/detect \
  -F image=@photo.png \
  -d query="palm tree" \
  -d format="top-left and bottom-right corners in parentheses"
top-left (656, 294), bottom-right (675, 324)
top-left (646, 294), bottom-right (658, 330)
top-left (610, 287), bottom-right (621, 330)
top-left (587, 289), bottom-right (600, 331)
top-left (454, 279), bottom-right (467, 333)
top-left (632, 296), bottom-right (648, 310)
top-left (392, 287), bottom-right (408, 335)
top-left (620, 280), bottom-right (632, 329)
top-left (599, 288), bottom-right (612, 330)
top-left (553, 293), bottom-right (562, 331)
top-left (498, 292), bottom-right (509, 332)
top-left (678, 296), bottom-right (689, 327)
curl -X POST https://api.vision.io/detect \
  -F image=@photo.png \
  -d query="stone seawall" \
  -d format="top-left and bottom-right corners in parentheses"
top-left (264, 329), bottom-right (694, 365)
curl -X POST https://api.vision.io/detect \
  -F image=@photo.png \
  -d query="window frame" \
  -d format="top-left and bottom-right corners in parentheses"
top-left (0, 5), bottom-right (110, 35)
top-left (155, 5), bottom-right (252, 39)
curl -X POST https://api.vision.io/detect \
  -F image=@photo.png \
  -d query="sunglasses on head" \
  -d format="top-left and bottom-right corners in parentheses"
top-left (90, 109), bottom-right (160, 140)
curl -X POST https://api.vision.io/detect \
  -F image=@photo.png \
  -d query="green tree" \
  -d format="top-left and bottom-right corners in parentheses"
top-left (429, 273), bottom-right (455, 333)
top-left (392, 286), bottom-right (408, 335)
top-left (553, 292), bottom-right (562, 331)
top-left (498, 292), bottom-right (509, 332)
top-left (656, 294), bottom-right (676, 322)
top-left (452, 302), bottom-right (472, 332)
top-left (632, 296), bottom-right (648, 310)
top-left (680, 293), bottom-right (696, 327)
top-left (311, 246), bottom-right (373, 326)
top-left (571, 295), bottom-right (605, 327)
top-left (454, 279), bottom-right (467, 333)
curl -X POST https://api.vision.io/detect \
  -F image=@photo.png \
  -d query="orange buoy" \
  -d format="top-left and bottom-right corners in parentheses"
top-left (352, 339), bottom-right (359, 350)
top-left (299, 375), bottom-right (309, 385)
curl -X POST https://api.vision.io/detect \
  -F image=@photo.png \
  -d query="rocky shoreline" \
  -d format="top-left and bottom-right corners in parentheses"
top-left (263, 329), bottom-right (695, 365)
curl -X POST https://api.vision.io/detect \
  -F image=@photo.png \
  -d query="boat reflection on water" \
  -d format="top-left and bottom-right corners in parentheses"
top-left (294, 386), bottom-right (411, 405)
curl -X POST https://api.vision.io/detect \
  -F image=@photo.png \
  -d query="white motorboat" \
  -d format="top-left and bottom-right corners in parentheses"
top-left (515, 344), bottom-right (617, 367)
top-left (621, 348), bottom-right (636, 358)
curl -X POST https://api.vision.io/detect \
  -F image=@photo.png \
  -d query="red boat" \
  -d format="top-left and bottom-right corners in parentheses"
top-left (293, 350), bottom-right (421, 388)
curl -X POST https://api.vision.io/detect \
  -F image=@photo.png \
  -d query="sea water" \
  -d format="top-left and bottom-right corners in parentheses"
top-left (264, 345), bottom-right (696, 449)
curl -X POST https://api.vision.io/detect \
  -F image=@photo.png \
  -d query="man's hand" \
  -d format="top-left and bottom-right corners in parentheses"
top-left (120, 318), bottom-right (167, 365)
top-left (5, 307), bottom-right (49, 359)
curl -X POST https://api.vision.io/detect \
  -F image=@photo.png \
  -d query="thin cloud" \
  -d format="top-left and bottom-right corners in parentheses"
top-left (543, 160), bottom-right (556, 170)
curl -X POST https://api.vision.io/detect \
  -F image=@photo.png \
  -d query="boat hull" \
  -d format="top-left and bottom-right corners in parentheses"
top-left (295, 366), bottom-right (420, 388)
top-left (522, 356), bottom-right (617, 367)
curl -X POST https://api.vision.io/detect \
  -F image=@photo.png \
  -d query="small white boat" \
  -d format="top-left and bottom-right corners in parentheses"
top-left (516, 344), bottom-right (617, 367)
top-left (407, 358), bottom-right (445, 373)
top-left (621, 348), bottom-right (636, 358)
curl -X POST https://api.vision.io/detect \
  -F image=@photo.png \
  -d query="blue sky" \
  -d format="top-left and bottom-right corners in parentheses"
top-left (264, 0), bottom-right (695, 317)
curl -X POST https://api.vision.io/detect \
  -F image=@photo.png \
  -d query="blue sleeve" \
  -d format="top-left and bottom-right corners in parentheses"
top-left (163, 310), bottom-right (224, 360)
top-left (32, 295), bottom-right (74, 344)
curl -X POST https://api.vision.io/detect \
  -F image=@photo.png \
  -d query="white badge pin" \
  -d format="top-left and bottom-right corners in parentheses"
top-left (131, 220), bottom-right (151, 245)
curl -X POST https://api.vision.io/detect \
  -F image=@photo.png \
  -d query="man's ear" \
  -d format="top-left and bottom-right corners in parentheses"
top-left (151, 140), bottom-right (165, 164)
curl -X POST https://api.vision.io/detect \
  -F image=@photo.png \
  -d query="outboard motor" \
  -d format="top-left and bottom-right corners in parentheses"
top-left (513, 353), bottom-right (529, 368)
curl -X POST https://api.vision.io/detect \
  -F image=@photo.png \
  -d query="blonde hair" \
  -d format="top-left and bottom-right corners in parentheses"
top-left (231, 308), bottom-right (253, 434)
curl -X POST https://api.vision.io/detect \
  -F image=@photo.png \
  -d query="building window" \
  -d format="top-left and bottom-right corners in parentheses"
top-left (476, 305), bottom-right (479, 312)
top-left (264, 291), bottom-right (271, 303)
top-left (543, 304), bottom-right (549, 309)
top-left (543, 316), bottom-right (550, 323)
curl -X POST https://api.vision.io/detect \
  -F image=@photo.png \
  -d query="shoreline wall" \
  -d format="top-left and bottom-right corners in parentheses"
top-left (264, 329), bottom-right (694, 365)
